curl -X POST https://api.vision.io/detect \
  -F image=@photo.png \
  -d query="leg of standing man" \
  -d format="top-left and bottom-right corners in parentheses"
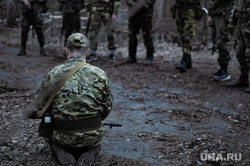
top-left (142, 16), bottom-right (154, 65)
top-left (175, 8), bottom-right (196, 72)
top-left (211, 15), bottom-right (231, 81)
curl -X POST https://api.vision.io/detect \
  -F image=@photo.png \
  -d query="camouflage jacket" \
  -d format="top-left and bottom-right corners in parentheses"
top-left (58, 0), bottom-right (85, 14)
top-left (35, 54), bottom-right (113, 148)
top-left (85, 0), bottom-right (121, 15)
top-left (209, 0), bottom-right (235, 16)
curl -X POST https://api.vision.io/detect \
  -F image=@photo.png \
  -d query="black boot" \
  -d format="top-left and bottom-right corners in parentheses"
top-left (40, 47), bottom-right (47, 56)
top-left (126, 55), bottom-right (137, 64)
top-left (17, 46), bottom-right (26, 56)
top-left (175, 53), bottom-right (191, 72)
top-left (229, 71), bottom-right (249, 87)
top-left (246, 87), bottom-right (250, 93)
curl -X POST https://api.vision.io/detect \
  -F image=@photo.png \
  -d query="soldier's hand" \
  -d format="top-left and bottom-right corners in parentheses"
top-left (207, 15), bottom-right (212, 26)
top-left (23, 0), bottom-right (31, 9)
top-left (111, 14), bottom-right (117, 21)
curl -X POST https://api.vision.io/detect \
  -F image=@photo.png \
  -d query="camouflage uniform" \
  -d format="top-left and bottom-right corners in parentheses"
top-left (173, 0), bottom-right (201, 72)
top-left (35, 33), bottom-right (113, 164)
top-left (17, 0), bottom-right (48, 56)
top-left (85, 0), bottom-right (121, 61)
top-left (58, 0), bottom-right (85, 46)
top-left (230, 0), bottom-right (250, 92)
top-left (209, 0), bottom-right (235, 80)
top-left (126, 0), bottom-right (155, 64)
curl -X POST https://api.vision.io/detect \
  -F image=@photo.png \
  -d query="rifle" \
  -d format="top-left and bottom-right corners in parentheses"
top-left (209, 23), bottom-right (216, 55)
top-left (103, 122), bottom-right (122, 129)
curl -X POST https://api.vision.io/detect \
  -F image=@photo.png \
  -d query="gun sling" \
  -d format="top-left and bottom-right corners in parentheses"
top-left (54, 115), bottom-right (102, 132)
top-left (36, 62), bottom-right (87, 119)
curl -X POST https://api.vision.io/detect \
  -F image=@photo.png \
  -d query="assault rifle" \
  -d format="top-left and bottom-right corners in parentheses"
top-left (103, 122), bottom-right (122, 129)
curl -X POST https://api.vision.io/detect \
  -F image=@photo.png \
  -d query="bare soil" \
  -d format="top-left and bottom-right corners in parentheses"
top-left (0, 30), bottom-right (249, 166)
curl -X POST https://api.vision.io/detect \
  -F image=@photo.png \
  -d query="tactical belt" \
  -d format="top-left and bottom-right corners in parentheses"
top-left (54, 115), bottom-right (102, 132)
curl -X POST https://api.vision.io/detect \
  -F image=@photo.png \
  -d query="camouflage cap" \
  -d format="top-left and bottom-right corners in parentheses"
top-left (66, 33), bottom-right (89, 48)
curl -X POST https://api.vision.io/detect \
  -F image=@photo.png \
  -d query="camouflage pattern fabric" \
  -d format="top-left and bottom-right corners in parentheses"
top-left (35, 53), bottom-right (113, 148)
top-left (175, 0), bottom-right (200, 55)
top-left (85, 0), bottom-right (121, 51)
top-left (209, 0), bottom-right (235, 65)
top-left (234, 0), bottom-right (250, 71)
top-left (58, 0), bottom-right (85, 46)
top-left (18, 0), bottom-right (48, 47)
top-left (127, 0), bottom-right (155, 60)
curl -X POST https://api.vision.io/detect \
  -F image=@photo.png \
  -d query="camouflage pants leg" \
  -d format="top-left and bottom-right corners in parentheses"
top-left (235, 24), bottom-right (250, 73)
top-left (33, 12), bottom-right (45, 47)
top-left (176, 8), bottom-right (197, 55)
top-left (213, 15), bottom-right (231, 65)
top-left (89, 12), bottom-right (116, 50)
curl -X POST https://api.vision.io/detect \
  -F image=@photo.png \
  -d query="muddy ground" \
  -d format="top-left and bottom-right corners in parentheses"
top-left (0, 28), bottom-right (250, 166)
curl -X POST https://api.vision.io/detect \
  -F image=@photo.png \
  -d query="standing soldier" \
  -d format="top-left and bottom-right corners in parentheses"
top-left (171, 0), bottom-right (202, 72)
top-left (126, 0), bottom-right (156, 65)
top-left (85, 0), bottom-right (121, 62)
top-left (17, 0), bottom-right (48, 56)
top-left (207, 0), bottom-right (235, 81)
top-left (229, 0), bottom-right (250, 93)
top-left (58, 0), bottom-right (85, 47)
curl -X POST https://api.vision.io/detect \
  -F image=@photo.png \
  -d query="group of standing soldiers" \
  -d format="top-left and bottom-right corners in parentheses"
top-left (171, 0), bottom-right (250, 93)
top-left (16, 0), bottom-right (250, 93)
top-left (207, 0), bottom-right (250, 93)
top-left (16, 0), bottom-right (155, 64)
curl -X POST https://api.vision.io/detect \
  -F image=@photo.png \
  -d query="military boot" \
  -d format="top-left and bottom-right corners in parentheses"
top-left (17, 46), bottom-right (26, 56)
top-left (126, 56), bottom-right (137, 64)
top-left (87, 50), bottom-right (98, 62)
top-left (246, 87), bottom-right (250, 93)
top-left (109, 50), bottom-right (116, 62)
top-left (175, 53), bottom-right (192, 72)
top-left (51, 144), bottom-right (76, 165)
top-left (77, 145), bottom-right (101, 166)
top-left (40, 47), bottom-right (47, 56)
top-left (229, 72), bottom-right (249, 87)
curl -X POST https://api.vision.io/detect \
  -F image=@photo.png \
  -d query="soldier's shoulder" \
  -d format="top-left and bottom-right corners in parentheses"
top-left (85, 64), bottom-right (108, 78)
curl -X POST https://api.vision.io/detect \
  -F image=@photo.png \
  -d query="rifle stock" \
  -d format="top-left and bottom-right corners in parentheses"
top-left (103, 122), bottom-right (122, 129)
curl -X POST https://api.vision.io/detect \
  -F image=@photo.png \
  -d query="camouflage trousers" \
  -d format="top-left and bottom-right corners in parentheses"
top-left (212, 14), bottom-right (231, 65)
top-left (62, 13), bottom-right (81, 46)
top-left (235, 22), bottom-right (250, 72)
top-left (21, 9), bottom-right (45, 47)
top-left (176, 8), bottom-right (197, 55)
top-left (89, 12), bottom-right (116, 50)
top-left (128, 15), bottom-right (154, 59)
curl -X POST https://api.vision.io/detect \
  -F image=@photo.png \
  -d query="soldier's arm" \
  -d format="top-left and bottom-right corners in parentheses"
top-left (145, 0), bottom-right (156, 6)
top-left (113, 0), bottom-right (121, 16)
top-left (126, 0), bottom-right (135, 7)
top-left (84, 0), bottom-right (91, 12)
top-left (17, 0), bottom-right (31, 8)
top-left (100, 77), bottom-right (114, 121)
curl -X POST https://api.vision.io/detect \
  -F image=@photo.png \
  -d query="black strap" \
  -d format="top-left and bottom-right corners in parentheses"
top-left (54, 115), bottom-right (102, 132)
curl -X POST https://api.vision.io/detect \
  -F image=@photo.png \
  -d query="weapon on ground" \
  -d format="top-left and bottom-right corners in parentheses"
top-left (103, 122), bottom-right (122, 129)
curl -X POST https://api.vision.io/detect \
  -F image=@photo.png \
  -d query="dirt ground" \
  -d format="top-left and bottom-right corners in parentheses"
top-left (0, 28), bottom-right (249, 166)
